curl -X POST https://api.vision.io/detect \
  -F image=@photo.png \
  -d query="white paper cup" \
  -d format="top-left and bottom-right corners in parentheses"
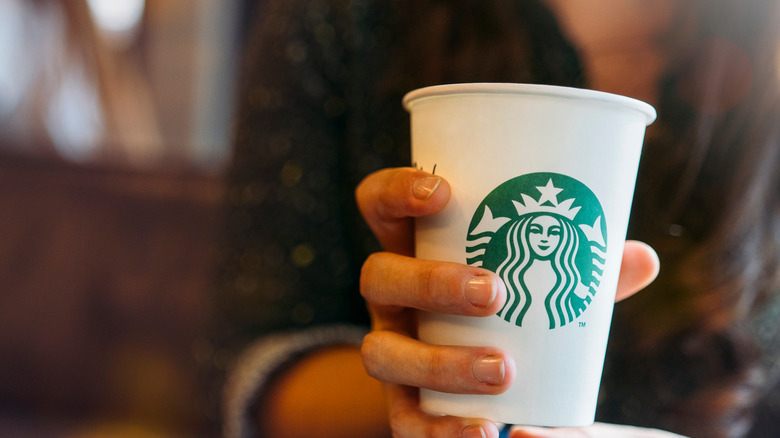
top-left (404, 83), bottom-right (656, 427)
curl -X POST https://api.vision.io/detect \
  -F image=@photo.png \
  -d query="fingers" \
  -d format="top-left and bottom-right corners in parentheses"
top-left (615, 240), bottom-right (660, 302)
top-left (356, 168), bottom-right (451, 255)
top-left (362, 242), bottom-right (655, 314)
top-left (510, 426), bottom-right (590, 437)
top-left (386, 385), bottom-right (501, 438)
top-left (510, 423), bottom-right (688, 437)
top-left (356, 168), bottom-right (660, 302)
top-left (362, 330), bottom-right (516, 395)
top-left (361, 252), bottom-right (508, 318)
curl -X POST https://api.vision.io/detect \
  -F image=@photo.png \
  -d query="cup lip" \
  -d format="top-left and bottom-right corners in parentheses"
top-left (403, 82), bottom-right (657, 125)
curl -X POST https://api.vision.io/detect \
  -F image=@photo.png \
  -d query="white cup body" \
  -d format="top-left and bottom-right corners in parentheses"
top-left (405, 83), bottom-right (655, 427)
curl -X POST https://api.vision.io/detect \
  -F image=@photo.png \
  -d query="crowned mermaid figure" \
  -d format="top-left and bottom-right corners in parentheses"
top-left (467, 176), bottom-right (606, 329)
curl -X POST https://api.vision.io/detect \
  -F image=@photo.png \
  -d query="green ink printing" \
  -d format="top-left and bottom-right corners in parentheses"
top-left (466, 173), bottom-right (607, 329)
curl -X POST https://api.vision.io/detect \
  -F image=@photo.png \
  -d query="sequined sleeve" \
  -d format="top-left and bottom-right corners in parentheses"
top-left (216, 0), bottom-right (376, 353)
top-left (213, 0), bottom-right (404, 434)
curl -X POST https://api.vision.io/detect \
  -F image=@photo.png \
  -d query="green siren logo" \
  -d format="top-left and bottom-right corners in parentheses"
top-left (466, 173), bottom-right (607, 329)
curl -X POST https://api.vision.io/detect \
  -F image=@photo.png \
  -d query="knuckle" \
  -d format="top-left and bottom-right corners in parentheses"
top-left (419, 263), bottom-right (446, 307)
top-left (356, 168), bottom-right (401, 213)
top-left (354, 179), bottom-right (372, 217)
top-left (359, 332), bottom-right (381, 378)
top-left (419, 263), bottom-right (461, 311)
top-left (359, 253), bottom-right (380, 300)
top-left (355, 169), bottom-right (379, 198)
top-left (417, 265), bottom-right (434, 304)
top-left (423, 348), bottom-right (450, 390)
top-left (354, 181), bottom-right (363, 203)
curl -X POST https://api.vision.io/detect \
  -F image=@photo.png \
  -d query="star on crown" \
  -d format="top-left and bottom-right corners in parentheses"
top-left (512, 179), bottom-right (581, 220)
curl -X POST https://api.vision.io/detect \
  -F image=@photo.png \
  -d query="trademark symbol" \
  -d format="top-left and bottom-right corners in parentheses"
top-left (579, 322), bottom-right (587, 328)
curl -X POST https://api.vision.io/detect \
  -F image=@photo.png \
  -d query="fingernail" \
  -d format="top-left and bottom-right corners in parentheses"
top-left (462, 424), bottom-right (487, 438)
top-left (473, 355), bottom-right (505, 386)
top-left (412, 176), bottom-right (441, 200)
top-left (465, 276), bottom-right (496, 308)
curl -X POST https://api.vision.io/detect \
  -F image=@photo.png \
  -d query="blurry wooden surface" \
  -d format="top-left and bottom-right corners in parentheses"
top-left (0, 152), bottom-right (224, 435)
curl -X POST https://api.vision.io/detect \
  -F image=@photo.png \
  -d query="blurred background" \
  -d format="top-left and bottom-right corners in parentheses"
top-left (0, 0), bottom-right (259, 436)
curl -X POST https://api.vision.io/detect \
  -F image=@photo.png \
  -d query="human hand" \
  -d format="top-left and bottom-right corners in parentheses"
top-left (510, 422), bottom-right (688, 437)
top-left (356, 168), bottom-right (660, 438)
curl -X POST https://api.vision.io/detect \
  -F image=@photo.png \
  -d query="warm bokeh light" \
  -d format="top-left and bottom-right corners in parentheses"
top-left (87, 0), bottom-right (145, 34)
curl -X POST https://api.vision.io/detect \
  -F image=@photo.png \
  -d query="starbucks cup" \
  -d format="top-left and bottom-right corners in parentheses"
top-left (404, 83), bottom-right (656, 427)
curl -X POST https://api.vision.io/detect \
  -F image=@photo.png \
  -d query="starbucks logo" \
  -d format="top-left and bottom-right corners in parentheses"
top-left (466, 173), bottom-right (607, 329)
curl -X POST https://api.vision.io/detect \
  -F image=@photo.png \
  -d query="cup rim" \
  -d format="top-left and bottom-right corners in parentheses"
top-left (403, 82), bottom-right (657, 125)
